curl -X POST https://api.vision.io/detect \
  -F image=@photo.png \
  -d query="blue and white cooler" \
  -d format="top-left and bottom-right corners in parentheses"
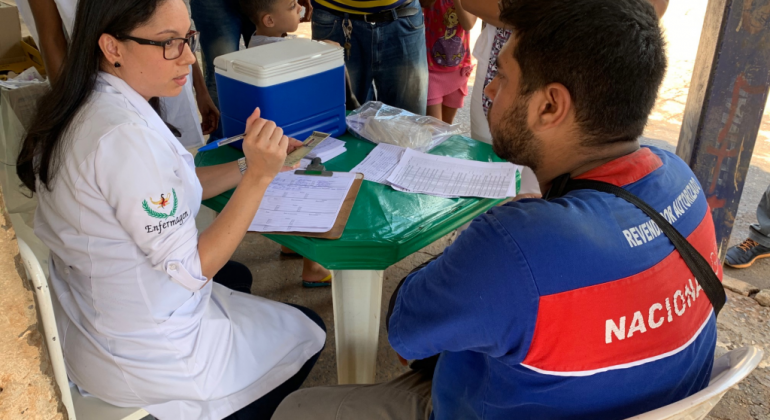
top-left (214, 39), bottom-right (347, 147)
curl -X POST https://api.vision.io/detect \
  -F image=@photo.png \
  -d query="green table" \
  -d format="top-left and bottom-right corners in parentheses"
top-left (195, 132), bottom-right (506, 384)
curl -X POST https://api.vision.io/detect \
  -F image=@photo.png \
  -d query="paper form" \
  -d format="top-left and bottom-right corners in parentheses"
top-left (306, 137), bottom-right (345, 159)
top-left (387, 148), bottom-right (521, 199)
top-left (249, 172), bottom-right (356, 232)
top-left (349, 143), bottom-right (406, 184)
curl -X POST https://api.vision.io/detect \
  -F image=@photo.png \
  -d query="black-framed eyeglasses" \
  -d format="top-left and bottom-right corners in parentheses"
top-left (117, 30), bottom-right (200, 60)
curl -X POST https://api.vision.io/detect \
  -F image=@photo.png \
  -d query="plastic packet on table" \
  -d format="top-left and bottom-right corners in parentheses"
top-left (0, 67), bottom-right (46, 89)
top-left (346, 101), bottom-right (463, 152)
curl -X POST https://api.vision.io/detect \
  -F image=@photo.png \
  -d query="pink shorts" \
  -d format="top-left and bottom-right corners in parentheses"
top-left (427, 67), bottom-right (471, 109)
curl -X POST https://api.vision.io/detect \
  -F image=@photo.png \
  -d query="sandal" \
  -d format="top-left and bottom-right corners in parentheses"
top-left (302, 274), bottom-right (332, 288)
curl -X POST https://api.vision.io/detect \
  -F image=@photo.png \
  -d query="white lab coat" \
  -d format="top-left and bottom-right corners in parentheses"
top-left (34, 72), bottom-right (325, 419)
top-left (16, 0), bottom-right (205, 148)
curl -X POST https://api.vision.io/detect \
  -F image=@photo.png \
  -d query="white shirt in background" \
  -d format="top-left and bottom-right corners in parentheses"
top-left (470, 23), bottom-right (540, 196)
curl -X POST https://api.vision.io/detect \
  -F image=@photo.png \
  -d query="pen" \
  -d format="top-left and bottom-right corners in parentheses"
top-left (197, 133), bottom-right (246, 152)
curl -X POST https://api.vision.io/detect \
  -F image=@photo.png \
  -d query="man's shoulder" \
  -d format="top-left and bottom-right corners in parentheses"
top-left (482, 196), bottom-right (602, 238)
top-left (480, 157), bottom-right (708, 296)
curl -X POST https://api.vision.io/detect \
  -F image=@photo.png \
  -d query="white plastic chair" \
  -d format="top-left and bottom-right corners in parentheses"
top-left (17, 238), bottom-right (150, 420)
top-left (627, 346), bottom-right (764, 420)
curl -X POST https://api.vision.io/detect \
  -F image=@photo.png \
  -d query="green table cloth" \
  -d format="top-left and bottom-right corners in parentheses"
top-left (194, 133), bottom-right (508, 270)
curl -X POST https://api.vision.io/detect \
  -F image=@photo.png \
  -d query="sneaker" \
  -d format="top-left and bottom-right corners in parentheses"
top-left (724, 238), bottom-right (770, 268)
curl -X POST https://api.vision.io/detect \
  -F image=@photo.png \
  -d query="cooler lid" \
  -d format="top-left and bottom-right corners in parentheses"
top-left (214, 39), bottom-right (343, 81)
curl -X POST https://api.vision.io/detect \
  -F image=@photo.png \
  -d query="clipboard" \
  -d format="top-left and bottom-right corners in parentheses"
top-left (262, 160), bottom-right (363, 240)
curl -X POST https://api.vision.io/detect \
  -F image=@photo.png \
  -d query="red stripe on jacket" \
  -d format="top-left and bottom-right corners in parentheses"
top-left (522, 212), bottom-right (721, 374)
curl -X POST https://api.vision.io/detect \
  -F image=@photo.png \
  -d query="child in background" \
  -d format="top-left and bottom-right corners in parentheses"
top-left (423, 0), bottom-right (476, 124)
top-left (240, 0), bottom-right (360, 109)
top-left (238, 0), bottom-right (357, 287)
top-left (241, 0), bottom-right (302, 47)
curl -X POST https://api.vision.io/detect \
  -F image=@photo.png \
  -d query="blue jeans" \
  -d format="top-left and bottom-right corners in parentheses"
top-left (311, 3), bottom-right (429, 115)
top-left (189, 0), bottom-right (255, 139)
top-left (749, 184), bottom-right (770, 247)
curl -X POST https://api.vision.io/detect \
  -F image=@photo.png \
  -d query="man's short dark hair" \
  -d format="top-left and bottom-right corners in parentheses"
top-left (499, 0), bottom-right (666, 144)
top-left (239, 0), bottom-right (278, 26)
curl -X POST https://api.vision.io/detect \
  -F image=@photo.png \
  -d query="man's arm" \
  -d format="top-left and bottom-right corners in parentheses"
top-left (455, 0), bottom-right (477, 32)
top-left (191, 58), bottom-right (220, 136)
top-left (461, 0), bottom-right (504, 29)
top-left (298, 0), bottom-right (313, 22)
top-left (29, 0), bottom-right (67, 83)
top-left (464, 0), bottom-right (667, 30)
top-left (649, 0), bottom-right (669, 18)
top-left (387, 214), bottom-right (539, 361)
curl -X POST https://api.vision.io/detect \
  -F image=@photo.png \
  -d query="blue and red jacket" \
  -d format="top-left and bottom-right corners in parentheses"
top-left (388, 146), bottom-right (720, 420)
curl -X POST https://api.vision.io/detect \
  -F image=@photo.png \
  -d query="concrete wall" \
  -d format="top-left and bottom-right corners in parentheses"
top-left (0, 190), bottom-right (65, 419)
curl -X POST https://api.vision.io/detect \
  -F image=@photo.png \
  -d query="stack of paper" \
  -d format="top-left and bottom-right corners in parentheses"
top-left (386, 149), bottom-right (521, 199)
top-left (249, 171), bottom-right (356, 233)
top-left (349, 143), bottom-right (405, 184)
top-left (303, 137), bottom-right (346, 163)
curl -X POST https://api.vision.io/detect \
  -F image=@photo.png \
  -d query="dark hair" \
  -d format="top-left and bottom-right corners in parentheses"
top-left (239, 0), bottom-right (280, 26)
top-left (16, 0), bottom-right (168, 192)
top-left (499, 0), bottom-right (666, 144)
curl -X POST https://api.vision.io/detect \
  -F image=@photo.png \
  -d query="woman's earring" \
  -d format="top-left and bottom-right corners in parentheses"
top-left (114, 62), bottom-right (121, 68)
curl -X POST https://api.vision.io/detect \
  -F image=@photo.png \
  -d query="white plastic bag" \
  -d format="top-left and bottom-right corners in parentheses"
top-left (346, 101), bottom-right (462, 152)
top-left (0, 67), bottom-right (46, 90)
top-left (0, 82), bottom-right (48, 214)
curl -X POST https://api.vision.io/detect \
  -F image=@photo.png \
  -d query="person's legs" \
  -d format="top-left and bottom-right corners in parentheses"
top-left (237, 4), bottom-right (257, 48)
top-left (440, 105), bottom-right (458, 124)
top-left (190, 0), bottom-right (247, 139)
top-left (726, 183), bottom-right (770, 268)
top-left (427, 72), bottom-right (444, 120)
top-left (312, 9), bottom-right (376, 105)
top-left (440, 88), bottom-right (465, 124)
top-left (277, 244), bottom-right (331, 287)
top-left (272, 367), bottom-right (433, 420)
top-left (212, 261), bottom-right (253, 294)
top-left (301, 257), bottom-right (331, 287)
top-left (426, 104), bottom-right (443, 121)
top-left (750, 183), bottom-right (770, 247)
top-left (224, 304), bottom-right (325, 420)
top-left (372, 3), bottom-right (429, 115)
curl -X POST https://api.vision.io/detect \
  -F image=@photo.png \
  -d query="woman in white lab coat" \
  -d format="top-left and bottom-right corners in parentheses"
top-left (16, 0), bottom-right (325, 419)
top-left (20, 0), bottom-right (217, 148)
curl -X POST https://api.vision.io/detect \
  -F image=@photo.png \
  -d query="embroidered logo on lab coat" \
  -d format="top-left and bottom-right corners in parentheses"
top-left (142, 189), bottom-right (178, 219)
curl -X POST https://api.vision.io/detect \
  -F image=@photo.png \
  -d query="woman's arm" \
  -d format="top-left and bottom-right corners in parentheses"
top-left (196, 161), bottom-right (241, 200)
top-left (29, 0), bottom-right (67, 83)
top-left (197, 168), bottom-right (272, 280)
top-left (455, 0), bottom-right (478, 32)
top-left (197, 108), bottom-right (288, 279)
top-left (195, 137), bottom-right (302, 200)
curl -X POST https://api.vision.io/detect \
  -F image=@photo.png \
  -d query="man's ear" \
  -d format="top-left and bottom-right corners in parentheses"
top-left (98, 33), bottom-right (123, 67)
top-left (262, 13), bottom-right (275, 28)
top-left (532, 83), bottom-right (572, 132)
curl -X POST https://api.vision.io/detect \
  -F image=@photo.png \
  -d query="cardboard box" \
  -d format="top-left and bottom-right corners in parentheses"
top-left (0, 3), bottom-right (45, 75)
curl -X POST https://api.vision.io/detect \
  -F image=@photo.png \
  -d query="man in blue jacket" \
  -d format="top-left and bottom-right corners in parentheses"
top-left (273, 0), bottom-right (720, 418)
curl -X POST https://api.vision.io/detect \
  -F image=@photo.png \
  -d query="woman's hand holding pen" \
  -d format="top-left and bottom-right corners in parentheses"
top-left (241, 107), bottom-right (289, 183)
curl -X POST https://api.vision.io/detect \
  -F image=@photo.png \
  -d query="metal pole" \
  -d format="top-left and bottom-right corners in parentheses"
top-left (676, 0), bottom-right (770, 258)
